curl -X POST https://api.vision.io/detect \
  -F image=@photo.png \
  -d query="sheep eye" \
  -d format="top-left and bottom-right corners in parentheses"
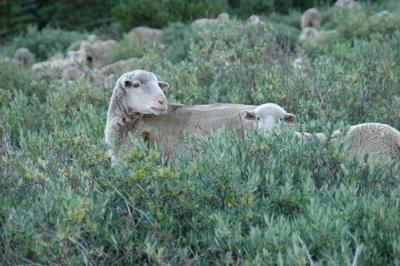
top-left (133, 83), bottom-right (140, 88)
top-left (124, 80), bottom-right (132, 87)
top-left (257, 117), bottom-right (261, 121)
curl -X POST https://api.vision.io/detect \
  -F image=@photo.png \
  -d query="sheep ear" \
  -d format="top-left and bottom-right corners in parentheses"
top-left (158, 81), bottom-right (169, 90)
top-left (283, 113), bottom-right (295, 123)
top-left (243, 111), bottom-right (257, 120)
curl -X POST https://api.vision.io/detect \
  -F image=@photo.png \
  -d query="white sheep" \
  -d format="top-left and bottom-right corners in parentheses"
top-left (105, 71), bottom-right (260, 165)
top-left (80, 39), bottom-right (118, 68)
top-left (105, 70), bottom-right (169, 165)
top-left (192, 12), bottom-right (230, 27)
top-left (301, 8), bottom-right (321, 30)
top-left (334, 0), bottom-right (362, 12)
top-left (32, 50), bottom-right (88, 80)
top-left (376, 10), bottom-right (392, 17)
top-left (14, 47), bottom-right (34, 66)
top-left (127, 26), bottom-right (161, 43)
top-left (242, 103), bottom-right (295, 131)
top-left (246, 104), bottom-right (400, 164)
top-left (298, 27), bottom-right (319, 43)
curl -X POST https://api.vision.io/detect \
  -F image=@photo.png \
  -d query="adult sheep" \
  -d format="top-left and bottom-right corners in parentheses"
top-left (192, 13), bottom-right (229, 27)
top-left (127, 27), bottom-right (161, 43)
top-left (14, 47), bottom-right (34, 66)
top-left (335, 0), bottom-right (362, 12)
top-left (301, 8), bottom-right (321, 30)
top-left (105, 70), bottom-right (257, 165)
top-left (247, 104), bottom-right (400, 163)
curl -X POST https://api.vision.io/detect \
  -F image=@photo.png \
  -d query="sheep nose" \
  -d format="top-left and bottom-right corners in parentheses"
top-left (158, 99), bottom-right (165, 105)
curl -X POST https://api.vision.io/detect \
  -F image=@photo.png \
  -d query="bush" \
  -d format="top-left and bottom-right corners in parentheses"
top-left (112, 0), bottom-right (230, 32)
top-left (1, 1), bottom-right (400, 264)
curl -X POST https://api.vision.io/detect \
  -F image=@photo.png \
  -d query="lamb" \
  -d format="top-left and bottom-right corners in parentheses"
top-left (127, 26), bottom-right (161, 43)
top-left (242, 103), bottom-right (295, 131)
top-left (249, 103), bottom-right (400, 164)
top-left (14, 47), bottom-right (34, 66)
top-left (301, 8), bottom-right (321, 30)
top-left (192, 12), bottom-right (230, 27)
top-left (334, 0), bottom-right (362, 12)
top-left (105, 70), bottom-right (258, 165)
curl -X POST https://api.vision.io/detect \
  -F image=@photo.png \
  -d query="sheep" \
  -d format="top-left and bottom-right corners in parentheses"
top-left (247, 15), bottom-right (261, 39)
top-left (242, 103), bottom-right (295, 131)
top-left (301, 8), bottom-right (321, 30)
top-left (376, 10), bottom-right (392, 17)
top-left (14, 47), bottom-right (34, 66)
top-left (334, 0), bottom-right (362, 12)
top-left (299, 28), bottom-right (337, 44)
top-left (246, 104), bottom-right (400, 164)
top-left (192, 12), bottom-right (230, 27)
top-left (99, 58), bottom-right (140, 77)
top-left (298, 27), bottom-right (319, 43)
top-left (62, 66), bottom-right (85, 82)
top-left (127, 26), bottom-right (161, 43)
top-left (293, 58), bottom-right (307, 72)
top-left (330, 123), bottom-right (400, 163)
top-left (105, 71), bottom-right (258, 165)
top-left (105, 70), bottom-right (169, 165)
top-left (32, 50), bottom-right (88, 80)
top-left (67, 34), bottom-right (100, 52)
top-left (80, 39), bottom-right (118, 68)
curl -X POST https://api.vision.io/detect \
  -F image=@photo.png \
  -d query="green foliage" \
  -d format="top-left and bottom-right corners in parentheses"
top-left (0, 26), bottom-right (88, 61)
top-left (112, 0), bottom-right (230, 31)
top-left (1, 0), bottom-right (400, 264)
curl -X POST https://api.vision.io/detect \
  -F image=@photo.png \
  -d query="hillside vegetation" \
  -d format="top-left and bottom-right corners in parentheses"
top-left (1, 1), bottom-right (400, 265)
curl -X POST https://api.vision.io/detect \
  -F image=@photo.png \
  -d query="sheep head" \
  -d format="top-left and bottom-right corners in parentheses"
top-left (243, 103), bottom-right (295, 131)
top-left (114, 70), bottom-right (169, 115)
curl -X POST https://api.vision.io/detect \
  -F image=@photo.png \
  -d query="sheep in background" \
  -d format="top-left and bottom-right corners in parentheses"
top-left (32, 49), bottom-right (88, 80)
top-left (292, 58), bottom-right (308, 72)
top-left (127, 26), bottom-right (161, 43)
top-left (376, 10), bottom-right (392, 17)
top-left (301, 8), bottom-right (321, 30)
top-left (192, 12), bottom-right (230, 27)
top-left (14, 47), bottom-right (34, 66)
top-left (99, 58), bottom-right (139, 77)
top-left (335, 0), bottom-right (362, 12)
top-left (80, 39), bottom-right (118, 68)
top-left (67, 34), bottom-right (100, 52)
top-left (62, 66), bottom-right (85, 82)
top-left (298, 27), bottom-right (319, 43)
top-left (247, 15), bottom-right (261, 39)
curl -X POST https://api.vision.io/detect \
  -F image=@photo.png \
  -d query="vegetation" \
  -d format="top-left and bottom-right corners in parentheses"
top-left (1, 0), bottom-right (400, 264)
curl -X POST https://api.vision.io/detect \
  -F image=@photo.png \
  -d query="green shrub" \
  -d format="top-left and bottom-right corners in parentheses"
top-left (1, 1), bottom-right (400, 265)
top-left (112, 0), bottom-right (230, 31)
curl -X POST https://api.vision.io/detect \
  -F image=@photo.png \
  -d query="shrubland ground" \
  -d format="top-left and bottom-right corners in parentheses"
top-left (1, 1), bottom-right (400, 264)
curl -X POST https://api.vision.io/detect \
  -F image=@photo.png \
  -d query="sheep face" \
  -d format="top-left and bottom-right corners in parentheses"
top-left (117, 70), bottom-right (169, 115)
top-left (243, 103), bottom-right (294, 131)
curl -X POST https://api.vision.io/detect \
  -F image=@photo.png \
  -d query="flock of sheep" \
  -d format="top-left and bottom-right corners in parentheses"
top-left (10, 1), bottom-right (399, 167)
top-left (105, 70), bottom-right (400, 166)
